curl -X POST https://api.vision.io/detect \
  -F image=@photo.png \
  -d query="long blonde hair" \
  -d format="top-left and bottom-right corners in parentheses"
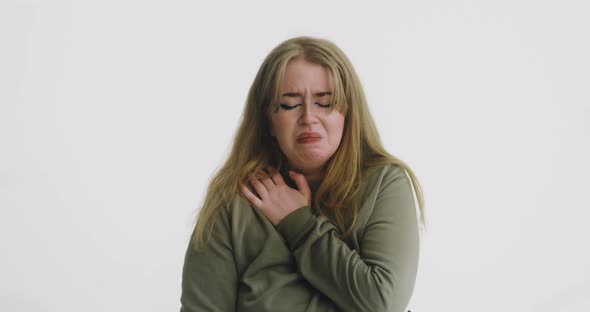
top-left (192, 36), bottom-right (425, 250)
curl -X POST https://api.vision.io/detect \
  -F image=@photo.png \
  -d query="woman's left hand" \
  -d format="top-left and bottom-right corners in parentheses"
top-left (240, 169), bottom-right (311, 226)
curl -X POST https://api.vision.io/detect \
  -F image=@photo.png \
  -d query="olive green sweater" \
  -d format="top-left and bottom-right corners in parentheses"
top-left (180, 164), bottom-right (420, 312)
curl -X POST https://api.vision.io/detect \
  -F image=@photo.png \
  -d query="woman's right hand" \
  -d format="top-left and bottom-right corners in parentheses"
top-left (240, 169), bottom-right (311, 226)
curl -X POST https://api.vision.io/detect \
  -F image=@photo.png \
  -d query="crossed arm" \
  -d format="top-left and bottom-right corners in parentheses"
top-left (181, 165), bottom-right (419, 312)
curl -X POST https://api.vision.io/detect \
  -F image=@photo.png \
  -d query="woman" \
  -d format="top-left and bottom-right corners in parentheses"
top-left (180, 36), bottom-right (425, 312)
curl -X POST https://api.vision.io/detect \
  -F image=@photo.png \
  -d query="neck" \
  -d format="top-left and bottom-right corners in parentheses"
top-left (304, 172), bottom-right (322, 193)
top-left (288, 165), bottom-right (323, 193)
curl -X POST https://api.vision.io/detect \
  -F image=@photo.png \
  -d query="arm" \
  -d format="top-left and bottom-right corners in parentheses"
top-left (275, 165), bottom-right (420, 312)
top-left (180, 206), bottom-right (237, 312)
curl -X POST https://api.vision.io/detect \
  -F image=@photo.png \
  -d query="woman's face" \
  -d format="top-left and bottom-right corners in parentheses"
top-left (269, 58), bottom-right (345, 175)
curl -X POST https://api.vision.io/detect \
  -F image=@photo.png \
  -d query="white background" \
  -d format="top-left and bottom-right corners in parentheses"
top-left (1, 0), bottom-right (589, 311)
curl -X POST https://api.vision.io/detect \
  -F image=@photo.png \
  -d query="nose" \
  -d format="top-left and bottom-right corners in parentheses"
top-left (299, 97), bottom-right (318, 125)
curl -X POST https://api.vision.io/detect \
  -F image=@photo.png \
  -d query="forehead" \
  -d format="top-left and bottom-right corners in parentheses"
top-left (281, 58), bottom-right (334, 91)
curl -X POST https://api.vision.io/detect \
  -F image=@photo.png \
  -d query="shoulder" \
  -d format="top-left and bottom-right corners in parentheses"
top-left (363, 163), bottom-right (409, 188)
top-left (361, 163), bottom-right (414, 210)
top-left (223, 193), bottom-right (267, 226)
top-left (223, 194), bottom-right (251, 215)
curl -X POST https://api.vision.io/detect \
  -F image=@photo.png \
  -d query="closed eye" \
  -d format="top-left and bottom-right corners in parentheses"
top-left (279, 103), bottom-right (300, 110)
top-left (279, 103), bottom-right (331, 110)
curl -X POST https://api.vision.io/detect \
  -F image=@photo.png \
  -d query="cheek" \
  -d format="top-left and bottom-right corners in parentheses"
top-left (270, 115), bottom-right (294, 141)
top-left (328, 114), bottom-right (345, 140)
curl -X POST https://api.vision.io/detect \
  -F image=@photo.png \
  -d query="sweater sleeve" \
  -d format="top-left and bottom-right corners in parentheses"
top-left (275, 165), bottom-right (420, 312)
top-left (180, 206), bottom-right (237, 312)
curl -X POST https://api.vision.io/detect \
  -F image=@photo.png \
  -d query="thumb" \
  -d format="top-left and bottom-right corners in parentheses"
top-left (289, 171), bottom-right (311, 198)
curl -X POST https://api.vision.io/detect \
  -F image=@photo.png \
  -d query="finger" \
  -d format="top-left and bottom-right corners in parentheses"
top-left (250, 177), bottom-right (269, 199)
top-left (271, 170), bottom-right (286, 185)
top-left (289, 171), bottom-right (311, 197)
top-left (259, 175), bottom-right (275, 190)
top-left (264, 167), bottom-right (284, 185)
top-left (240, 183), bottom-right (262, 207)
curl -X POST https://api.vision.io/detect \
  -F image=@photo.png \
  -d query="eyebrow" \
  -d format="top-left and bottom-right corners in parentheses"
top-left (281, 91), bottom-right (333, 97)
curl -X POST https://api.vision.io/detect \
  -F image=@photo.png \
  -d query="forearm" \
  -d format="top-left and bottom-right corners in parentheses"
top-left (275, 167), bottom-right (420, 312)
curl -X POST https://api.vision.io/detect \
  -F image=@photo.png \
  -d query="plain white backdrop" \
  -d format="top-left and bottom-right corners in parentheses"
top-left (1, 0), bottom-right (589, 311)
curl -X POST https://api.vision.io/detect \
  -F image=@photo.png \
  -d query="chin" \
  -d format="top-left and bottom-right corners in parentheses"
top-left (299, 151), bottom-right (329, 161)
